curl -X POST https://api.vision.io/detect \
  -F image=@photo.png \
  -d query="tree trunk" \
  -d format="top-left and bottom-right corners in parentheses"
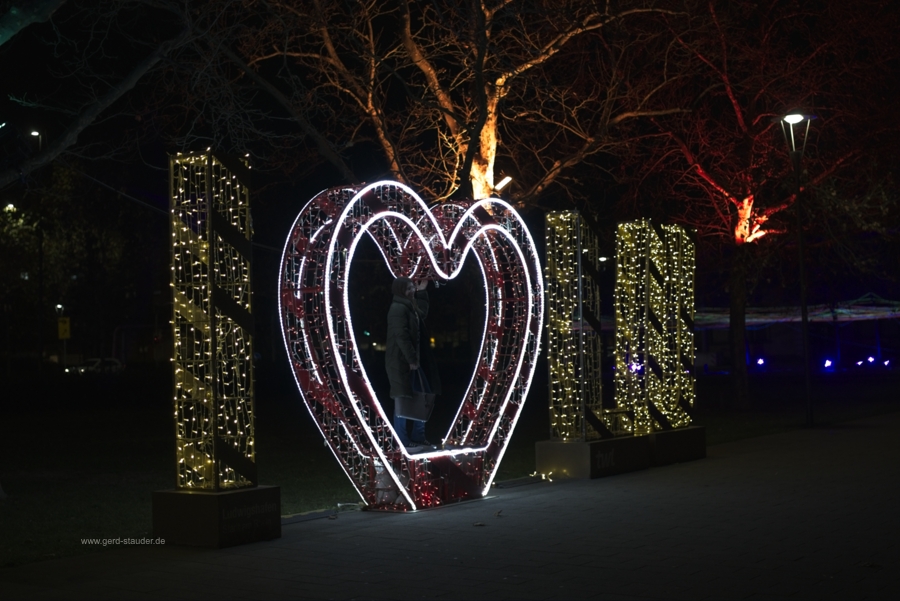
top-left (470, 94), bottom-right (501, 200)
top-left (729, 244), bottom-right (750, 409)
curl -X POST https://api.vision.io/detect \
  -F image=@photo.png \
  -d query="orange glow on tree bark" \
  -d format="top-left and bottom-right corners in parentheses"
top-left (733, 195), bottom-right (768, 245)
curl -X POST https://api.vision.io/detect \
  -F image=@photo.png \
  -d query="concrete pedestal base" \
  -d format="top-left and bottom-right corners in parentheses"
top-left (651, 426), bottom-right (706, 466)
top-left (152, 485), bottom-right (281, 548)
top-left (536, 435), bottom-right (652, 479)
top-left (535, 426), bottom-right (705, 479)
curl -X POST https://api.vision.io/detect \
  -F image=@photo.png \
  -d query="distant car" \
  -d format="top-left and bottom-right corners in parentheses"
top-left (65, 358), bottom-right (124, 375)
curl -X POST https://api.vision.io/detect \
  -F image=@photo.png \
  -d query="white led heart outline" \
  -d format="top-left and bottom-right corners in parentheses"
top-left (279, 181), bottom-right (543, 510)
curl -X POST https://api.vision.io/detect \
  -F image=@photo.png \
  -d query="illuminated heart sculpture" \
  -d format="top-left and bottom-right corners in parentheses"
top-left (278, 181), bottom-right (543, 510)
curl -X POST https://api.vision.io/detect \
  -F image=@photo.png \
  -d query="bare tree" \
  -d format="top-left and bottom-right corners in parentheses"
top-left (11, 1), bottom-right (687, 205)
top-left (192, 0), bottom-right (690, 202)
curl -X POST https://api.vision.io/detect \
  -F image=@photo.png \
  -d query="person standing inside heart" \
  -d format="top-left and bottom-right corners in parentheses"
top-left (386, 276), bottom-right (441, 450)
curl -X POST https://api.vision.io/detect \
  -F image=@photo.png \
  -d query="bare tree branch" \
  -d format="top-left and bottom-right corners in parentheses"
top-left (0, 18), bottom-right (189, 189)
top-left (218, 45), bottom-right (356, 183)
top-left (0, 0), bottom-right (66, 47)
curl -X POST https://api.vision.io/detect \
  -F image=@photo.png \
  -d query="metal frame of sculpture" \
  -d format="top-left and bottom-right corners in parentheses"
top-left (278, 181), bottom-right (544, 510)
top-left (545, 212), bottom-right (631, 440)
top-left (170, 152), bottom-right (257, 490)
top-left (615, 220), bottom-right (695, 435)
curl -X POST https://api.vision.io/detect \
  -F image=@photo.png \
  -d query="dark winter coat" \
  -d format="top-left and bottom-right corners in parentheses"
top-left (385, 286), bottom-right (441, 399)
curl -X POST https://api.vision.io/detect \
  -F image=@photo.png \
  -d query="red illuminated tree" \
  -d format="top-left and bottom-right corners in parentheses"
top-left (616, 0), bottom-right (900, 404)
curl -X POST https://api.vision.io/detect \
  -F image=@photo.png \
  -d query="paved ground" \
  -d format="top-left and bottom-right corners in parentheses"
top-left (2, 412), bottom-right (898, 600)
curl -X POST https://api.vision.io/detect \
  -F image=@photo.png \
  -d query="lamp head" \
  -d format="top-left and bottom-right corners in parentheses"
top-left (494, 176), bottom-right (513, 192)
top-left (777, 111), bottom-right (816, 157)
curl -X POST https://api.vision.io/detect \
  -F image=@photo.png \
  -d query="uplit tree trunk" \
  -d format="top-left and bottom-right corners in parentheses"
top-left (470, 96), bottom-right (500, 200)
top-left (729, 243), bottom-right (750, 409)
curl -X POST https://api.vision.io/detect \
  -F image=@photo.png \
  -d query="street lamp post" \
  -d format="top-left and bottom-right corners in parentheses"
top-left (56, 304), bottom-right (68, 369)
top-left (779, 112), bottom-right (814, 427)
top-left (31, 130), bottom-right (42, 152)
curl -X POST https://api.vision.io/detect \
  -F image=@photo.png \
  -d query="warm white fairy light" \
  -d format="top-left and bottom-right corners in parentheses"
top-left (170, 153), bottom-right (256, 490)
top-left (545, 212), bottom-right (613, 441)
top-left (614, 220), bottom-right (695, 436)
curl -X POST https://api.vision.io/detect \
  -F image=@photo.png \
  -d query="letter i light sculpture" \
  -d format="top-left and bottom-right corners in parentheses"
top-left (279, 182), bottom-right (544, 510)
top-left (170, 152), bottom-right (256, 490)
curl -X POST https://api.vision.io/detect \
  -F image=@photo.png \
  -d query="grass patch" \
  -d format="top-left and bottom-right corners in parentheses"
top-left (0, 403), bottom-right (173, 567)
top-left (254, 400), bottom-right (361, 515)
